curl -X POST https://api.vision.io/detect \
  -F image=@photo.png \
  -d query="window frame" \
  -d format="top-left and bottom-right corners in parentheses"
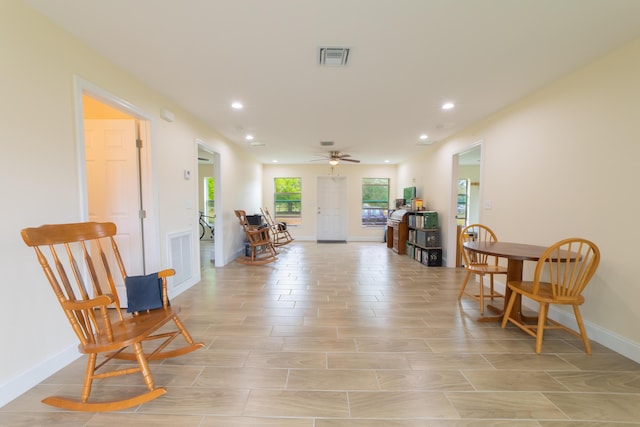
top-left (361, 177), bottom-right (389, 226)
top-left (274, 177), bottom-right (302, 225)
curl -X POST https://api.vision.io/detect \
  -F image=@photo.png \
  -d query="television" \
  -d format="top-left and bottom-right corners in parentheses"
top-left (403, 186), bottom-right (416, 202)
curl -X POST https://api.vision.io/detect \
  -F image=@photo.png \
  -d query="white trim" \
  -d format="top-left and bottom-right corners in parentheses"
top-left (72, 75), bottom-right (160, 273)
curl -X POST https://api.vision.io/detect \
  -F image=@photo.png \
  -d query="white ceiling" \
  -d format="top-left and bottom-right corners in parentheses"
top-left (26, 0), bottom-right (640, 165)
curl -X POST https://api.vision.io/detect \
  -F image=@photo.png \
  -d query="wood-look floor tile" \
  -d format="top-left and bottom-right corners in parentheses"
top-left (446, 391), bottom-right (567, 419)
top-left (138, 387), bottom-right (249, 415)
top-left (348, 391), bottom-right (459, 418)
top-left (86, 413), bottom-right (204, 426)
top-left (287, 368), bottom-right (379, 390)
top-left (462, 370), bottom-right (568, 391)
top-left (376, 369), bottom-right (474, 391)
top-left (244, 390), bottom-right (349, 417)
top-left (549, 370), bottom-right (640, 392)
top-left (7, 241), bottom-right (640, 425)
top-left (544, 392), bottom-right (640, 422)
top-left (327, 352), bottom-right (411, 369)
top-left (194, 366), bottom-right (288, 388)
top-left (200, 416), bottom-right (313, 426)
top-left (245, 351), bottom-right (327, 369)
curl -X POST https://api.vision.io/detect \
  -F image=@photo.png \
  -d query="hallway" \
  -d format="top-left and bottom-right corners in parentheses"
top-left (2, 241), bottom-right (640, 425)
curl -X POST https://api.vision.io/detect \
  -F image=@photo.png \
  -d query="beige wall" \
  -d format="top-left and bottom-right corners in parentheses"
top-left (403, 38), bottom-right (640, 356)
top-left (0, 1), bottom-right (261, 405)
top-left (262, 163), bottom-right (398, 241)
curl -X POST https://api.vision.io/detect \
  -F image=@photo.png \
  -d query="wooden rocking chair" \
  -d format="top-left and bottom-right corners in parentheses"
top-left (234, 210), bottom-right (278, 265)
top-left (260, 207), bottom-right (294, 247)
top-left (21, 221), bottom-right (203, 412)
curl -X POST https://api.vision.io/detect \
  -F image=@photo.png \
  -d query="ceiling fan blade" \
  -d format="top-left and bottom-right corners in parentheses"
top-left (338, 154), bottom-right (351, 158)
top-left (341, 158), bottom-right (360, 163)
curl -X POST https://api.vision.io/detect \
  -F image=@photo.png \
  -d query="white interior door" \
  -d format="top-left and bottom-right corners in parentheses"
top-left (316, 176), bottom-right (347, 242)
top-left (85, 119), bottom-right (144, 304)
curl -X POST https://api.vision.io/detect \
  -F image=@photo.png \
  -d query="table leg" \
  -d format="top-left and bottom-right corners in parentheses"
top-left (478, 259), bottom-right (522, 322)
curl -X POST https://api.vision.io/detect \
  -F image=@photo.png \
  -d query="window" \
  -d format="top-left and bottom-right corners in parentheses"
top-left (204, 177), bottom-right (215, 218)
top-left (362, 178), bottom-right (389, 226)
top-left (274, 177), bottom-right (301, 225)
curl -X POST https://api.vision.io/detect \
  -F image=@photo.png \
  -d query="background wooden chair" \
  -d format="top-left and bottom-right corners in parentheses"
top-left (21, 222), bottom-right (203, 411)
top-left (234, 210), bottom-right (278, 265)
top-left (260, 207), bottom-right (294, 247)
top-left (501, 237), bottom-right (600, 354)
top-left (458, 224), bottom-right (506, 315)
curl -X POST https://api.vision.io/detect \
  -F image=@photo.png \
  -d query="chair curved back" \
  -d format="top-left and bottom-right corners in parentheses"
top-left (532, 237), bottom-right (600, 301)
top-left (460, 224), bottom-right (500, 266)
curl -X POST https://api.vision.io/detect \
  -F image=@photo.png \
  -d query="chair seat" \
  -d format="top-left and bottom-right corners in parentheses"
top-left (508, 281), bottom-right (585, 305)
top-left (87, 307), bottom-right (178, 353)
top-left (466, 263), bottom-right (508, 275)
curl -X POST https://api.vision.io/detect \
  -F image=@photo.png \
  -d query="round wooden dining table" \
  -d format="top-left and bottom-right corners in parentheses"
top-left (462, 241), bottom-right (550, 322)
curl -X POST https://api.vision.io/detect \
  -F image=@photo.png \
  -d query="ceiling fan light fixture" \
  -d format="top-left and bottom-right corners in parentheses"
top-left (329, 159), bottom-right (339, 166)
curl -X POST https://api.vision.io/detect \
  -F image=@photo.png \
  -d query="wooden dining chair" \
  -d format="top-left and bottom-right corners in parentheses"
top-left (458, 224), bottom-right (506, 315)
top-left (234, 210), bottom-right (278, 265)
top-left (260, 206), bottom-right (294, 247)
top-left (21, 222), bottom-right (203, 411)
top-left (501, 237), bottom-right (600, 354)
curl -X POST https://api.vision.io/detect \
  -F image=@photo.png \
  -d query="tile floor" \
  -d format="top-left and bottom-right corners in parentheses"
top-left (2, 241), bottom-right (640, 426)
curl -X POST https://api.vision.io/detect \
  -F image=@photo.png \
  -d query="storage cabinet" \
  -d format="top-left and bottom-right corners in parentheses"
top-left (406, 211), bottom-right (442, 267)
top-left (386, 210), bottom-right (408, 254)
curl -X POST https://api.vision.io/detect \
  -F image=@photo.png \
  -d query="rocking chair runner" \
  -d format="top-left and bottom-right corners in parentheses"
top-left (21, 222), bottom-right (203, 412)
top-left (260, 207), bottom-right (294, 247)
top-left (234, 210), bottom-right (278, 265)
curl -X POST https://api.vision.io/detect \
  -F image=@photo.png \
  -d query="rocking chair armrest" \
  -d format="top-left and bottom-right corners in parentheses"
top-left (157, 269), bottom-right (175, 308)
top-left (61, 294), bottom-right (114, 311)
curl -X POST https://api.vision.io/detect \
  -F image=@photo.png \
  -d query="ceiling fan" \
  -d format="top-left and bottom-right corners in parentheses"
top-left (312, 150), bottom-right (361, 165)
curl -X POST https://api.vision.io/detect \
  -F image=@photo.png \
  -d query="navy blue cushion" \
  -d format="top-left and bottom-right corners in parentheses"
top-left (125, 273), bottom-right (167, 313)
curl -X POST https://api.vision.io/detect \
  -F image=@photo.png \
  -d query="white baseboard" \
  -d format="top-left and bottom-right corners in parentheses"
top-left (493, 280), bottom-right (640, 363)
top-left (0, 345), bottom-right (80, 408)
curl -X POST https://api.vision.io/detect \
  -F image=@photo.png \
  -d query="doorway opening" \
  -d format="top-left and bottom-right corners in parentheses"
top-left (449, 143), bottom-right (482, 268)
top-left (197, 141), bottom-right (222, 268)
top-left (74, 77), bottom-right (161, 303)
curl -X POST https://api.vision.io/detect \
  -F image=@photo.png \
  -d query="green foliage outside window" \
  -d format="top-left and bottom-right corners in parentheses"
top-left (205, 177), bottom-right (215, 218)
top-left (362, 178), bottom-right (389, 226)
top-left (274, 177), bottom-right (301, 220)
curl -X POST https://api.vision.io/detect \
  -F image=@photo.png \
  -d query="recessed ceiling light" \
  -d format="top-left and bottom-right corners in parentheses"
top-left (419, 134), bottom-right (428, 140)
top-left (272, 160), bottom-right (278, 163)
top-left (442, 102), bottom-right (455, 110)
top-left (245, 134), bottom-right (254, 140)
top-left (231, 101), bottom-right (243, 109)
top-left (384, 160), bottom-right (390, 163)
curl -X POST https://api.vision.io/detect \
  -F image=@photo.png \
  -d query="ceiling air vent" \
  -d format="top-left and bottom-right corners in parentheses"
top-left (320, 141), bottom-right (335, 147)
top-left (318, 47), bottom-right (350, 66)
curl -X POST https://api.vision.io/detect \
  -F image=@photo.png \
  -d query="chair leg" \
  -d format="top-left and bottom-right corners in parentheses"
top-left (478, 276), bottom-right (485, 315)
top-left (501, 291), bottom-right (518, 329)
top-left (573, 305), bottom-right (592, 355)
top-left (133, 341), bottom-right (156, 391)
top-left (535, 302), bottom-right (548, 354)
top-left (457, 270), bottom-right (472, 300)
top-left (489, 275), bottom-right (495, 300)
top-left (81, 353), bottom-right (97, 403)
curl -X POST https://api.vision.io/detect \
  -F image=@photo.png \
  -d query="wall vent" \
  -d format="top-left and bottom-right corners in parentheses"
top-left (167, 230), bottom-right (194, 289)
top-left (318, 47), bottom-right (350, 66)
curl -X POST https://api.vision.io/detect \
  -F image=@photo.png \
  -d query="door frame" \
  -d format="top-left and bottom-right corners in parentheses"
top-left (447, 141), bottom-right (483, 268)
top-left (73, 76), bottom-right (161, 273)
